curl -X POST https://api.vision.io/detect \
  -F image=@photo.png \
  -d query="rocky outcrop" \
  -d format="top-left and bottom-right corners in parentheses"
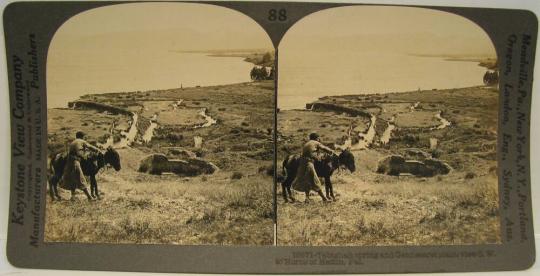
top-left (69, 100), bottom-right (132, 116)
top-left (306, 102), bottom-right (371, 118)
top-left (138, 154), bottom-right (218, 176)
top-left (376, 155), bottom-right (451, 177)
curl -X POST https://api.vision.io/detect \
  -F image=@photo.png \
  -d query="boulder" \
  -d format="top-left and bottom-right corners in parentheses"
top-left (424, 158), bottom-right (452, 175)
top-left (403, 160), bottom-right (432, 177)
top-left (376, 155), bottom-right (405, 176)
top-left (138, 154), bottom-right (169, 175)
top-left (169, 158), bottom-right (218, 176)
top-left (376, 155), bottom-right (451, 177)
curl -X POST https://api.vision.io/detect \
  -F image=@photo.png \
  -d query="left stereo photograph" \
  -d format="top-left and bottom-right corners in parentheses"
top-left (45, 2), bottom-right (275, 245)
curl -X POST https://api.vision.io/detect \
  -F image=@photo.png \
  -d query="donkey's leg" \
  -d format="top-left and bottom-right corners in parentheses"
top-left (90, 175), bottom-right (100, 200)
top-left (287, 186), bottom-right (296, 202)
top-left (70, 188), bottom-right (76, 201)
top-left (52, 176), bottom-right (62, 201)
top-left (325, 176), bottom-right (336, 201)
top-left (89, 180), bottom-right (95, 198)
top-left (305, 191), bottom-right (311, 203)
top-left (323, 178), bottom-right (331, 199)
top-left (281, 182), bottom-right (289, 203)
top-left (283, 174), bottom-right (296, 202)
top-left (48, 179), bottom-right (55, 201)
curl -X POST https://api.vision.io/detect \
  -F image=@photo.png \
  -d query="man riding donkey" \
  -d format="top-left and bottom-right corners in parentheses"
top-left (59, 131), bottom-right (101, 201)
top-left (291, 132), bottom-right (337, 203)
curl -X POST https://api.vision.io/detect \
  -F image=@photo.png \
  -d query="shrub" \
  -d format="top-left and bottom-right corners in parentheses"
top-left (167, 133), bottom-right (184, 141)
top-left (231, 172), bottom-right (244, 180)
top-left (431, 149), bottom-right (442, 158)
top-left (465, 172), bottom-right (476, 179)
top-left (194, 148), bottom-right (206, 158)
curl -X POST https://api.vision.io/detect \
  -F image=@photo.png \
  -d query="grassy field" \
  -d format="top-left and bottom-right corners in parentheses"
top-left (45, 147), bottom-right (273, 245)
top-left (277, 149), bottom-right (499, 246)
top-left (277, 86), bottom-right (500, 246)
top-left (46, 81), bottom-right (274, 245)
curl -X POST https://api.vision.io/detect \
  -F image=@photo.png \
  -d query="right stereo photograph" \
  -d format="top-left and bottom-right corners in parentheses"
top-left (276, 6), bottom-right (500, 246)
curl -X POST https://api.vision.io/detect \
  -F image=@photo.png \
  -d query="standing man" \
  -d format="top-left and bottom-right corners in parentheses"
top-left (291, 132), bottom-right (336, 202)
top-left (60, 131), bottom-right (101, 201)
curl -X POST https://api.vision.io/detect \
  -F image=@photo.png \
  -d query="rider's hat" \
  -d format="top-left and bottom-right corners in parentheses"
top-left (76, 131), bottom-right (86, 139)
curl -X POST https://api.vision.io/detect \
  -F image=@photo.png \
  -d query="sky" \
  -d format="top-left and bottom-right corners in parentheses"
top-left (280, 5), bottom-right (497, 57)
top-left (51, 2), bottom-right (272, 53)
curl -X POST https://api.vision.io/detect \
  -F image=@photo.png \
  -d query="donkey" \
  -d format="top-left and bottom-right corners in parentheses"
top-left (281, 149), bottom-right (356, 202)
top-left (48, 147), bottom-right (121, 201)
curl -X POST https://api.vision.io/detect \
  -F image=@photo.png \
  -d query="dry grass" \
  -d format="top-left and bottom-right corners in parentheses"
top-left (278, 161), bottom-right (500, 246)
top-left (45, 149), bottom-right (273, 245)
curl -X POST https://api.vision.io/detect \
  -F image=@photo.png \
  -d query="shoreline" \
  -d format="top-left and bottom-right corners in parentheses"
top-left (171, 49), bottom-right (275, 67)
top-left (279, 84), bottom-right (494, 111)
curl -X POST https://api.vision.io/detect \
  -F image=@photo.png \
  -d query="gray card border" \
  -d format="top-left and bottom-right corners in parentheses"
top-left (3, 0), bottom-right (538, 273)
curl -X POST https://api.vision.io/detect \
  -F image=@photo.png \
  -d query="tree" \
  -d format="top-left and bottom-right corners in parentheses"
top-left (483, 70), bottom-right (499, 86)
top-left (268, 66), bottom-right (275, 80)
top-left (250, 66), bottom-right (268, 81)
top-left (262, 52), bottom-right (273, 65)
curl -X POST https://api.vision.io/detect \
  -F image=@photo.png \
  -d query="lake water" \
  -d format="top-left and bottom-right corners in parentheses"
top-left (47, 52), bottom-right (254, 108)
top-left (278, 51), bottom-right (488, 110)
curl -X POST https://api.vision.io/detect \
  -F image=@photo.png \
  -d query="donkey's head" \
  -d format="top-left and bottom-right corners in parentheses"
top-left (104, 147), bottom-right (121, 171)
top-left (338, 149), bottom-right (356, 173)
